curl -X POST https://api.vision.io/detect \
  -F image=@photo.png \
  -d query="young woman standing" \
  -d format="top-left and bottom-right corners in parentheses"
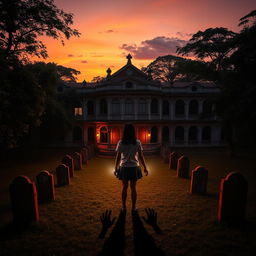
top-left (114, 124), bottom-right (149, 211)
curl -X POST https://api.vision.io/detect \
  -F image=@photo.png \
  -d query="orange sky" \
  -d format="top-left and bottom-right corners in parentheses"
top-left (34, 0), bottom-right (255, 81)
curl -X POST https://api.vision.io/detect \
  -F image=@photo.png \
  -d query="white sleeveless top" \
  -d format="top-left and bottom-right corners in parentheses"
top-left (115, 139), bottom-right (143, 167)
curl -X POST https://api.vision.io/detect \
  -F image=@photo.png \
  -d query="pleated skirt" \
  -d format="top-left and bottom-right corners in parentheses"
top-left (116, 166), bottom-right (142, 181)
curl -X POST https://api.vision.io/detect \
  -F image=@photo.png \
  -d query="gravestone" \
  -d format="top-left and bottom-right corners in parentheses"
top-left (169, 152), bottom-right (180, 170)
top-left (62, 155), bottom-right (74, 178)
top-left (80, 148), bottom-right (88, 165)
top-left (177, 156), bottom-right (190, 178)
top-left (56, 164), bottom-right (70, 186)
top-left (36, 171), bottom-right (55, 203)
top-left (9, 176), bottom-right (39, 224)
top-left (73, 152), bottom-right (82, 170)
top-left (218, 172), bottom-right (248, 224)
top-left (190, 166), bottom-right (208, 194)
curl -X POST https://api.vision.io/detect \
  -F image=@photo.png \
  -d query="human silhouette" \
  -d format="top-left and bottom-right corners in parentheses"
top-left (114, 123), bottom-right (149, 211)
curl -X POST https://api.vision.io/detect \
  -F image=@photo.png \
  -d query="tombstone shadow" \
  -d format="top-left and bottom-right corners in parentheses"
top-left (98, 210), bottom-right (126, 256)
top-left (132, 210), bottom-right (165, 256)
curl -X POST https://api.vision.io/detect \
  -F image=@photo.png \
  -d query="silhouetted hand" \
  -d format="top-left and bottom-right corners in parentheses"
top-left (98, 210), bottom-right (116, 239)
top-left (144, 168), bottom-right (149, 176)
top-left (142, 208), bottom-right (162, 234)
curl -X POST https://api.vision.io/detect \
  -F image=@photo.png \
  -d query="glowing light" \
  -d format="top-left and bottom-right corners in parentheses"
top-left (148, 133), bottom-right (151, 137)
top-left (96, 133), bottom-right (100, 137)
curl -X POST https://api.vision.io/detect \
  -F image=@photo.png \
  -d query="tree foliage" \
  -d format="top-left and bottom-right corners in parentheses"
top-left (177, 27), bottom-right (236, 72)
top-left (0, 0), bottom-right (80, 59)
top-left (143, 55), bottom-right (215, 84)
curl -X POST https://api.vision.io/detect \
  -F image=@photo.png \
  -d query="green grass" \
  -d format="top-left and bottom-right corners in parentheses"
top-left (0, 147), bottom-right (255, 256)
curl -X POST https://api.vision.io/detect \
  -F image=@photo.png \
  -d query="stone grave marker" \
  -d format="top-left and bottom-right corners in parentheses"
top-left (169, 152), bottom-right (180, 170)
top-left (36, 171), bottom-right (55, 203)
top-left (218, 172), bottom-right (248, 224)
top-left (9, 175), bottom-right (39, 224)
top-left (190, 166), bottom-right (208, 194)
top-left (62, 155), bottom-right (74, 178)
top-left (80, 148), bottom-right (88, 165)
top-left (177, 156), bottom-right (190, 178)
top-left (73, 152), bottom-right (82, 170)
top-left (56, 164), bottom-right (70, 186)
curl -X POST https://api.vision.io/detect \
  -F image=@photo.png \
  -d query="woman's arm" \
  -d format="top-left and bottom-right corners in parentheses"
top-left (114, 152), bottom-right (121, 176)
top-left (138, 151), bottom-right (148, 176)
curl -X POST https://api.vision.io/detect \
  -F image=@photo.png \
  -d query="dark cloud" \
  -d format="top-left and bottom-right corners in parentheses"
top-left (120, 36), bottom-right (188, 59)
top-left (67, 54), bottom-right (74, 57)
top-left (81, 60), bottom-right (88, 64)
top-left (99, 29), bottom-right (117, 34)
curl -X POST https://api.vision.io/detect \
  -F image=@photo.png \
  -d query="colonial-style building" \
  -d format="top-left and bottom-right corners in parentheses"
top-left (60, 54), bottom-right (223, 155)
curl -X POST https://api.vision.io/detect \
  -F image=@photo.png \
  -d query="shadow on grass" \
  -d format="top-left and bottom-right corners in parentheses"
top-left (132, 210), bottom-right (165, 256)
top-left (0, 221), bottom-right (44, 241)
top-left (98, 210), bottom-right (126, 256)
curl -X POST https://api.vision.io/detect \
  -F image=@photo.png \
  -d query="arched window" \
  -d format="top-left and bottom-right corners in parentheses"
top-left (125, 99), bottom-right (134, 114)
top-left (151, 98), bottom-right (158, 114)
top-left (73, 126), bottom-right (82, 142)
top-left (202, 126), bottom-right (211, 143)
top-left (100, 99), bottom-right (108, 115)
top-left (150, 127), bottom-right (158, 143)
top-left (189, 100), bottom-right (198, 116)
top-left (138, 98), bottom-right (147, 114)
top-left (162, 100), bottom-right (169, 116)
top-left (202, 101), bottom-right (213, 117)
top-left (111, 99), bottom-right (120, 115)
top-left (162, 126), bottom-right (169, 143)
top-left (88, 127), bottom-right (95, 142)
top-left (188, 126), bottom-right (198, 143)
top-left (100, 126), bottom-right (109, 143)
top-left (175, 100), bottom-right (185, 116)
top-left (87, 101), bottom-right (94, 115)
top-left (175, 126), bottom-right (184, 143)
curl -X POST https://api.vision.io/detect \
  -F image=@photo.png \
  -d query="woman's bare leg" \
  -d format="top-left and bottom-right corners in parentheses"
top-left (130, 180), bottom-right (137, 211)
top-left (122, 180), bottom-right (128, 209)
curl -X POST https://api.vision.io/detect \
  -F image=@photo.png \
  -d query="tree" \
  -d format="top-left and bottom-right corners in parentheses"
top-left (0, 0), bottom-right (80, 60)
top-left (176, 27), bottom-right (236, 74)
top-left (142, 55), bottom-right (214, 84)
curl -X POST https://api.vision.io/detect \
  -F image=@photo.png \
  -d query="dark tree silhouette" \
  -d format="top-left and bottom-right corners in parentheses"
top-left (0, 0), bottom-right (80, 59)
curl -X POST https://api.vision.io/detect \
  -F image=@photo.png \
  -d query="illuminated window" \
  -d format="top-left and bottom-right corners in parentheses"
top-left (74, 107), bottom-right (83, 116)
top-left (100, 126), bottom-right (109, 143)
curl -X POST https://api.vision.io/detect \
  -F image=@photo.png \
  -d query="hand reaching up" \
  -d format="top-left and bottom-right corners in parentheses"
top-left (142, 208), bottom-right (162, 234)
top-left (98, 210), bottom-right (116, 239)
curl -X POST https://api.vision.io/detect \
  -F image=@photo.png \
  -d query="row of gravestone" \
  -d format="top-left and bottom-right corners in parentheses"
top-left (9, 145), bottom-right (95, 226)
top-left (161, 146), bottom-right (248, 226)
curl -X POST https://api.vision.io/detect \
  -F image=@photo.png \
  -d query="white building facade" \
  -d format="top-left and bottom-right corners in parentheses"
top-left (62, 55), bottom-right (224, 155)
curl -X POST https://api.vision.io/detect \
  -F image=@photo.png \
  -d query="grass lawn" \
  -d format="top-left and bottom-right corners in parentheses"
top-left (0, 147), bottom-right (255, 256)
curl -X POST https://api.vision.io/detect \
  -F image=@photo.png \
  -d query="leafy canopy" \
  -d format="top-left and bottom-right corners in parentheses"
top-left (0, 0), bottom-right (80, 59)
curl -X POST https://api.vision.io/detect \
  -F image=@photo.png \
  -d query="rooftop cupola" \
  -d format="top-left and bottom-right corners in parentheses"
top-left (106, 67), bottom-right (112, 79)
top-left (126, 54), bottom-right (132, 65)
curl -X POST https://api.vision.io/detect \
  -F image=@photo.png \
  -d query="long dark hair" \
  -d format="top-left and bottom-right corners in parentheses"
top-left (121, 124), bottom-right (136, 145)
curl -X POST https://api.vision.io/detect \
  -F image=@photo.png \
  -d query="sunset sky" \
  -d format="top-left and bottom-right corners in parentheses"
top-left (36, 0), bottom-right (255, 81)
